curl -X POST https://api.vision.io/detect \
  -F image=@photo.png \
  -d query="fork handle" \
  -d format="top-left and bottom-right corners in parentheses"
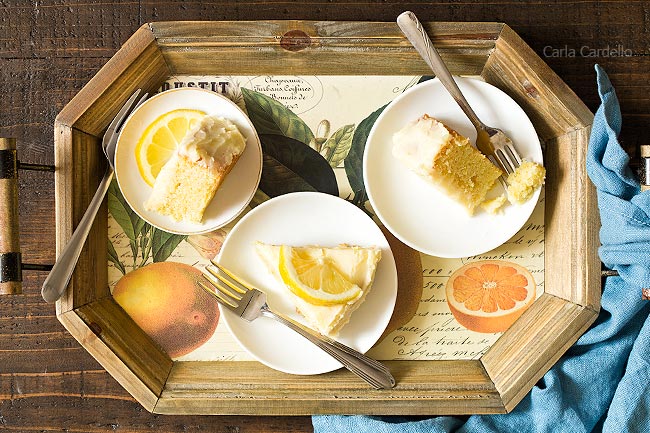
top-left (262, 308), bottom-right (396, 389)
top-left (397, 11), bottom-right (487, 132)
top-left (41, 167), bottom-right (114, 303)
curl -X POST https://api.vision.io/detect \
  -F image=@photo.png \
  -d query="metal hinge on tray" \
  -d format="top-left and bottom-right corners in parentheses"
top-left (0, 137), bottom-right (53, 295)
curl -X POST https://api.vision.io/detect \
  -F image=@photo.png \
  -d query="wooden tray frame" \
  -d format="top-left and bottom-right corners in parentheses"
top-left (54, 20), bottom-right (599, 415)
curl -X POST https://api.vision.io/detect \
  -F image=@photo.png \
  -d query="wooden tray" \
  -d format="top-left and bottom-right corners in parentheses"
top-left (54, 20), bottom-right (599, 415)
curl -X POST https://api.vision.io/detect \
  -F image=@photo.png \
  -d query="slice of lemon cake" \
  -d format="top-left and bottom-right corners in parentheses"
top-left (392, 114), bottom-right (502, 214)
top-left (255, 243), bottom-right (382, 336)
top-left (144, 114), bottom-right (246, 223)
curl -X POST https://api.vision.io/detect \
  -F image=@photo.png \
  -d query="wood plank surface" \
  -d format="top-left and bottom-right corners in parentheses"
top-left (544, 127), bottom-right (602, 310)
top-left (480, 294), bottom-right (599, 411)
top-left (157, 360), bottom-right (503, 415)
top-left (152, 20), bottom-right (500, 75)
top-left (1, 1), bottom-right (648, 432)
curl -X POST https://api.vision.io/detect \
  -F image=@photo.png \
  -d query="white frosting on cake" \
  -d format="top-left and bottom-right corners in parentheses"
top-left (178, 115), bottom-right (246, 174)
top-left (391, 115), bottom-right (502, 214)
top-left (392, 116), bottom-right (451, 177)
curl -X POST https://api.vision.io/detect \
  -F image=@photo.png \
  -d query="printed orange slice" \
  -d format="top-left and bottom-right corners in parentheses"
top-left (446, 260), bottom-right (536, 333)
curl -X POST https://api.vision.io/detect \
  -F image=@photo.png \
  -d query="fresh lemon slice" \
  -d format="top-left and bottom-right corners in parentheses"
top-left (135, 109), bottom-right (206, 186)
top-left (278, 245), bottom-right (362, 306)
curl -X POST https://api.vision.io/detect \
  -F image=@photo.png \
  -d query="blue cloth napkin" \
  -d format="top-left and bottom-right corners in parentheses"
top-left (313, 65), bottom-right (650, 433)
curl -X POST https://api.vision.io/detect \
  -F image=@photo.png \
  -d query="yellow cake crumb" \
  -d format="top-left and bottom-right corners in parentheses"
top-left (392, 115), bottom-right (502, 214)
top-left (506, 161), bottom-right (546, 204)
top-left (481, 194), bottom-right (508, 214)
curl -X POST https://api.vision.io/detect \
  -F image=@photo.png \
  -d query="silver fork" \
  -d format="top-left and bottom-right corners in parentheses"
top-left (41, 89), bottom-right (148, 303)
top-left (397, 11), bottom-right (522, 176)
top-left (199, 260), bottom-right (396, 389)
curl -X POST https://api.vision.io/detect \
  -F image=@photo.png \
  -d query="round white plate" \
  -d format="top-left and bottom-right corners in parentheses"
top-left (364, 77), bottom-right (543, 258)
top-left (114, 87), bottom-right (262, 235)
top-left (217, 192), bottom-right (398, 375)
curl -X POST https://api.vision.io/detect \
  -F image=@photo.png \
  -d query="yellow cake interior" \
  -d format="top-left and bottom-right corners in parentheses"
top-left (255, 243), bottom-right (381, 336)
top-left (506, 160), bottom-right (546, 204)
top-left (144, 115), bottom-right (246, 223)
top-left (392, 115), bottom-right (502, 214)
top-left (481, 194), bottom-right (508, 214)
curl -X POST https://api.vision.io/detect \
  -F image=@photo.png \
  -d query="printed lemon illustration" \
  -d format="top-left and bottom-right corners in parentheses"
top-left (135, 109), bottom-right (205, 186)
top-left (113, 261), bottom-right (219, 358)
top-left (446, 260), bottom-right (536, 333)
top-left (278, 245), bottom-right (362, 305)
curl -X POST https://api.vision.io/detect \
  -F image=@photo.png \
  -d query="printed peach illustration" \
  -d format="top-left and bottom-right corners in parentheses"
top-left (446, 260), bottom-right (536, 333)
top-left (113, 261), bottom-right (219, 358)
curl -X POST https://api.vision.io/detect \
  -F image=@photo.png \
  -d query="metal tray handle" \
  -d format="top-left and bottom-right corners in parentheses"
top-left (0, 137), bottom-right (53, 295)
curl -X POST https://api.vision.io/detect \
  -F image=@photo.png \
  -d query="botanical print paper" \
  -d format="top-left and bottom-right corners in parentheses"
top-left (108, 75), bottom-right (545, 362)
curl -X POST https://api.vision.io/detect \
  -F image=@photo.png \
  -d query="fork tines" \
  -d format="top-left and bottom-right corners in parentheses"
top-left (496, 144), bottom-right (522, 175)
top-left (199, 261), bottom-right (251, 309)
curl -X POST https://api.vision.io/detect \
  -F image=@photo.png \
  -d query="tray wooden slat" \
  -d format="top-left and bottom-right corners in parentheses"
top-left (151, 21), bottom-right (502, 76)
top-left (156, 360), bottom-right (503, 415)
top-left (54, 123), bottom-right (109, 315)
top-left (57, 306), bottom-right (168, 412)
top-left (57, 24), bottom-right (170, 138)
top-left (482, 25), bottom-right (593, 140)
top-left (60, 298), bottom-right (173, 407)
top-left (544, 127), bottom-right (601, 309)
top-left (481, 294), bottom-right (597, 411)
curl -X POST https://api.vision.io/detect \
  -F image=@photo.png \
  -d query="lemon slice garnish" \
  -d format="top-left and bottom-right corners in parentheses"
top-left (135, 109), bottom-right (206, 186)
top-left (278, 245), bottom-right (362, 306)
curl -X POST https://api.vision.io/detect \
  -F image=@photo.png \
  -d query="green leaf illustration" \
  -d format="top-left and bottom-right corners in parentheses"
top-left (107, 179), bottom-right (146, 263)
top-left (261, 155), bottom-right (317, 195)
top-left (151, 229), bottom-right (186, 263)
top-left (321, 124), bottom-right (355, 167)
top-left (242, 88), bottom-right (315, 146)
top-left (107, 179), bottom-right (184, 268)
top-left (107, 179), bottom-right (138, 241)
top-left (259, 134), bottom-right (338, 197)
top-left (133, 217), bottom-right (147, 239)
top-left (107, 238), bottom-right (126, 275)
top-left (345, 104), bottom-right (387, 205)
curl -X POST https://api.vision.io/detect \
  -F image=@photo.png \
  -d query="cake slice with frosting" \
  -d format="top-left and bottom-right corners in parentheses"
top-left (392, 115), bottom-right (502, 214)
top-left (144, 115), bottom-right (246, 223)
top-left (255, 243), bottom-right (382, 336)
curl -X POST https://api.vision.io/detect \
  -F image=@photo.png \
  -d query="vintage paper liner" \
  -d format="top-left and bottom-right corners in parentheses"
top-left (107, 75), bottom-right (545, 362)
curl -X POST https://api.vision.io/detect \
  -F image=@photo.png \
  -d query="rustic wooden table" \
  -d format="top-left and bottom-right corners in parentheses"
top-left (1, 1), bottom-right (647, 432)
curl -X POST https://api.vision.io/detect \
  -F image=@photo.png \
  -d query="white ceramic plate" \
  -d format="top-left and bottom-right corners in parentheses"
top-left (217, 192), bottom-right (398, 375)
top-left (364, 77), bottom-right (543, 258)
top-left (114, 87), bottom-right (262, 235)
